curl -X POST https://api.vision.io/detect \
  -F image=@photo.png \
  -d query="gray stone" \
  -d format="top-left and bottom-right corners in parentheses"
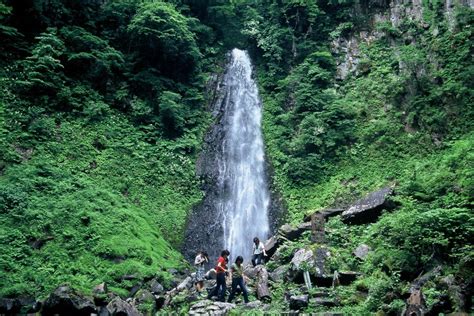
top-left (290, 248), bottom-right (314, 270)
top-left (242, 300), bottom-right (262, 309)
top-left (134, 289), bottom-right (155, 305)
top-left (342, 187), bottom-right (395, 224)
top-left (353, 244), bottom-right (371, 260)
top-left (213, 301), bottom-right (235, 309)
top-left (269, 265), bottom-right (288, 282)
top-left (289, 294), bottom-right (309, 310)
top-left (190, 299), bottom-right (212, 309)
top-left (279, 222), bottom-right (312, 240)
top-left (264, 235), bottom-right (281, 258)
top-left (150, 279), bottom-right (164, 294)
top-left (176, 276), bottom-right (193, 291)
top-left (106, 297), bottom-right (141, 316)
top-left (313, 247), bottom-right (331, 276)
top-left (93, 283), bottom-right (107, 295)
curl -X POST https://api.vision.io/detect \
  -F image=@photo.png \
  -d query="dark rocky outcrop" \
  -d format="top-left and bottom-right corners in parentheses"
top-left (289, 294), bottom-right (309, 310)
top-left (0, 298), bottom-right (21, 314)
top-left (341, 187), bottom-right (395, 224)
top-left (338, 271), bottom-right (361, 285)
top-left (42, 286), bottom-right (96, 316)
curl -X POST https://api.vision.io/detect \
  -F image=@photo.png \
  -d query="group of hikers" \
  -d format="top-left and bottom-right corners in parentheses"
top-left (193, 237), bottom-right (268, 303)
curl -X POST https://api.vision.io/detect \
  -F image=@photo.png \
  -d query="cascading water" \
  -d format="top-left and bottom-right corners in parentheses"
top-left (216, 48), bottom-right (271, 259)
top-left (184, 48), bottom-right (280, 263)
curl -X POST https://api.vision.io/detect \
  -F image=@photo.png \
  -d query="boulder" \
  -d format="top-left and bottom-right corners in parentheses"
top-left (279, 222), bottom-right (312, 240)
top-left (205, 268), bottom-right (217, 280)
top-left (264, 235), bottom-right (281, 258)
top-left (311, 213), bottom-right (326, 243)
top-left (176, 276), bottom-right (193, 291)
top-left (311, 297), bottom-right (337, 307)
top-left (97, 306), bottom-right (111, 316)
top-left (242, 300), bottom-right (263, 310)
top-left (289, 294), bottom-right (309, 310)
top-left (341, 187), bottom-right (395, 224)
top-left (269, 265), bottom-right (288, 282)
top-left (404, 289), bottom-right (426, 316)
top-left (42, 286), bottom-right (96, 316)
top-left (0, 298), bottom-right (20, 314)
top-left (93, 283), bottom-right (107, 295)
top-left (189, 300), bottom-right (235, 315)
top-left (313, 247), bottom-right (331, 276)
top-left (150, 279), bottom-right (164, 294)
top-left (93, 283), bottom-right (109, 306)
top-left (291, 248), bottom-right (314, 270)
top-left (128, 283), bottom-right (142, 297)
top-left (134, 289), bottom-right (155, 305)
top-left (353, 244), bottom-right (371, 260)
top-left (106, 297), bottom-right (141, 316)
top-left (17, 296), bottom-right (42, 313)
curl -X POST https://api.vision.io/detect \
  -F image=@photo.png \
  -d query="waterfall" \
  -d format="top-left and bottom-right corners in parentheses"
top-left (183, 48), bottom-right (280, 263)
top-left (215, 48), bottom-right (270, 259)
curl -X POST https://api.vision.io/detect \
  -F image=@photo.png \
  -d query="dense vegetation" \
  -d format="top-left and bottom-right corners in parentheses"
top-left (0, 0), bottom-right (215, 297)
top-left (0, 0), bottom-right (472, 314)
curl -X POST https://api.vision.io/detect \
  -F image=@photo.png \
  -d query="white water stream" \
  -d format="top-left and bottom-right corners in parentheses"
top-left (216, 49), bottom-right (270, 259)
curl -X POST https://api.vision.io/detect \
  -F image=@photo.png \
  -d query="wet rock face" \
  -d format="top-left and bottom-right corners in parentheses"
top-left (183, 72), bottom-right (228, 262)
top-left (341, 187), bottom-right (395, 224)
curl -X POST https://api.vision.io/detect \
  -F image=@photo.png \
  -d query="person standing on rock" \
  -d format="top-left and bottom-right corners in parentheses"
top-left (252, 237), bottom-right (267, 267)
top-left (207, 249), bottom-right (230, 302)
top-left (227, 256), bottom-right (249, 304)
top-left (194, 251), bottom-right (209, 292)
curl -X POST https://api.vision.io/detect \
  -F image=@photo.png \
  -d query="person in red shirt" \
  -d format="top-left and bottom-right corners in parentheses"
top-left (207, 249), bottom-right (230, 302)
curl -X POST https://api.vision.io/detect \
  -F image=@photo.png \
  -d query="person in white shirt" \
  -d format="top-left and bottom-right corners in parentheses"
top-left (251, 237), bottom-right (267, 267)
top-left (194, 251), bottom-right (208, 292)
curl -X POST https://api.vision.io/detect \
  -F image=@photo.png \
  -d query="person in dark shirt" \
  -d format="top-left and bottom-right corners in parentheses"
top-left (207, 249), bottom-right (230, 302)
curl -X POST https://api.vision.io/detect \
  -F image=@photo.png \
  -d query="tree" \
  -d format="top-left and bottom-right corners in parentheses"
top-left (127, 1), bottom-right (201, 79)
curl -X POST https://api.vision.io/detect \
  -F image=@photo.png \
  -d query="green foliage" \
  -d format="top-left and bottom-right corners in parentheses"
top-left (20, 28), bottom-right (65, 93)
top-left (127, 1), bottom-right (201, 78)
top-left (159, 91), bottom-right (186, 137)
